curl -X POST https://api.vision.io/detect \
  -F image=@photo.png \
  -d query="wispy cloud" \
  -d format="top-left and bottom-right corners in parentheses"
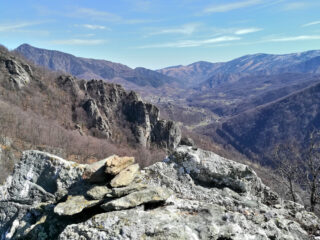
top-left (72, 8), bottom-right (122, 22)
top-left (302, 20), bottom-right (320, 27)
top-left (0, 22), bottom-right (41, 32)
top-left (268, 35), bottom-right (320, 42)
top-left (234, 28), bottom-right (262, 35)
top-left (50, 39), bottom-right (106, 45)
top-left (149, 23), bottom-right (200, 36)
top-left (70, 7), bottom-right (150, 25)
top-left (81, 24), bottom-right (108, 30)
top-left (138, 36), bottom-right (241, 48)
top-left (203, 0), bottom-right (263, 13)
top-left (283, 2), bottom-right (307, 10)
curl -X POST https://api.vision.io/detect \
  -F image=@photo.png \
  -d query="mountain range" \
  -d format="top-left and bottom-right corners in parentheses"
top-left (16, 44), bottom-right (180, 88)
top-left (14, 43), bottom-right (320, 164)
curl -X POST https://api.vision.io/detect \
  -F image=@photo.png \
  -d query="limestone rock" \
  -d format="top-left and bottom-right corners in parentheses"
top-left (105, 155), bottom-right (135, 176)
top-left (4, 59), bottom-right (32, 89)
top-left (0, 150), bottom-right (86, 204)
top-left (86, 185), bottom-right (112, 200)
top-left (111, 183), bottom-right (147, 198)
top-left (1, 147), bottom-right (320, 239)
top-left (83, 156), bottom-right (114, 183)
top-left (180, 136), bottom-right (195, 146)
top-left (101, 187), bottom-right (171, 211)
top-left (110, 163), bottom-right (140, 188)
top-left (54, 195), bottom-right (100, 216)
top-left (151, 120), bottom-right (181, 149)
top-left (0, 150), bottom-right (86, 236)
top-left (82, 98), bottom-right (111, 137)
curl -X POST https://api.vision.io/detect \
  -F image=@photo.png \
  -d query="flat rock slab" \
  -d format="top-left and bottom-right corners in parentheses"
top-left (105, 156), bottom-right (135, 176)
top-left (84, 156), bottom-right (116, 183)
top-left (87, 186), bottom-right (112, 200)
top-left (111, 183), bottom-right (147, 198)
top-left (54, 195), bottom-right (100, 216)
top-left (110, 164), bottom-right (140, 188)
top-left (101, 187), bottom-right (171, 211)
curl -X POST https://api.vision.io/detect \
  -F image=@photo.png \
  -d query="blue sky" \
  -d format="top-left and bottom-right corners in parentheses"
top-left (1, 0), bottom-right (320, 69)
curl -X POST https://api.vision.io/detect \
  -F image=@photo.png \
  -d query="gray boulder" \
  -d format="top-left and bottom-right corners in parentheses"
top-left (0, 147), bottom-right (320, 240)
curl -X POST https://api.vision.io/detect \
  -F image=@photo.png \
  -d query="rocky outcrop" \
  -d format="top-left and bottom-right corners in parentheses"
top-left (1, 147), bottom-right (320, 239)
top-left (0, 50), bottom-right (33, 89)
top-left (57, 76), bottom-right (181, 149)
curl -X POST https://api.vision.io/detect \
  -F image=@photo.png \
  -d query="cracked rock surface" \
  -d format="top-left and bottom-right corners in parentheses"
top-left (1, 146), bottom-right (320, 239)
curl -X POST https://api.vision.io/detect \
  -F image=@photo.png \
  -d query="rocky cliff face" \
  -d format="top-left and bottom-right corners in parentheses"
top-left (0, 49), bottom-right (33, 90)
top-left (1, 146), bottom-right (319, 239)
top-left (57, 75), bottom-right (181, 149)
top-left (0, 45), bottom-right (181, 151)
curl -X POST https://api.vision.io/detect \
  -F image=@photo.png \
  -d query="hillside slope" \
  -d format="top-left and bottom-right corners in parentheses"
top-left (212, 82), bottom-right (320, 163)
top-left (0, 45), bottom-right (181, 183)
top-left (15, 44), bottom-right (179, 88)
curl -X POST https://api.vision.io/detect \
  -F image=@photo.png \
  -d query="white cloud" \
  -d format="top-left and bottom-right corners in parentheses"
top-left (82, 24), bottom-right (107, 30)
top-left (283, 2), bottom-right (307, 10)
top-left (234, 28), bottom-right (262, 35)
top-left (302, 21), bottom-right (320, 27)
top-left (203, 0), bottom-right (263, 13)
top-left (50, 39), bottom-right (106, 45)
top-left (138, 36), bottom-right (241, 48)
top-left (149, 23), bottom-right (200, 36)
top-left (0, 22), bottom-right (40, 32)
top-left (268, 35), bottom-right (320, 42)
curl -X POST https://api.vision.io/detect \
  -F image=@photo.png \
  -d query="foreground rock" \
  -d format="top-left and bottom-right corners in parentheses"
top-left (54, 196), bottom-right (101, 216)
top-left (86, 185), bottom-right (112, 200)
top-left (110, 163), bottom-right (139, 187)
top-left (105, 155), bottom-right (135, 175)
top-left (1, 147), bottom-right (320, 239)
top-left (101, 187), bottom-right (171, 211)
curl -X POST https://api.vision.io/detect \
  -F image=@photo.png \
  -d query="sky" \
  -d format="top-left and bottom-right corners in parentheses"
top-left (1, 0), bottom-right (320, 69)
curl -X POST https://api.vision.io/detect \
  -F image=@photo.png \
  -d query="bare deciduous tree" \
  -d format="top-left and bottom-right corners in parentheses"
top-left (303, 130), bottom-right (320, 212)
top-left (273, 141), bottom-right (303, 203)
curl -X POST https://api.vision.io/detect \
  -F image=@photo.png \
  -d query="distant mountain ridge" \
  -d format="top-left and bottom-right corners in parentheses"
top-left (15, 44), bottom-right (179, 88)
top-left (158, 50), bottom-right (320, 87)
top-left (157, 61), bottom-right (222, 86)
top-left (211, 81), bottom-right (320, 163)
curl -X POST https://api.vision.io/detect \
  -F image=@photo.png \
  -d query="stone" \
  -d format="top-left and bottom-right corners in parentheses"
top-left (110, 164), bottom-right (140, 188)
top-left (5, 59), bottom-right (32, 89)
top-left (54, 195), bottom-right (101, 216)
top-left (101, 187), bottom-right (171, 211)
top-left (1, 147), bottom-right (320, 240)
top-left (111, 183), bottom-right (147, 198)
top-left (105, 155), bottom-right (135, 176)
top-left (83, 156), bottom-right (115, 183)
top-left (180, 136), bottom-right (195, 146)
top-left (86, 185), bottom-right (112, 200)
top-left (151, 120), bottom-right (181, 149)
top-left (0, 150), bottom-right (86, 204)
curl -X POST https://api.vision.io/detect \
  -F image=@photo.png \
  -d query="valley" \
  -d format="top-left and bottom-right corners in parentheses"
top-left (15, 44), bottom-right (320, 164)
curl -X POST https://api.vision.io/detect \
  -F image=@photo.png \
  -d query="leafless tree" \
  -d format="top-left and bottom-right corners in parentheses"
top-left (273, 141), bottom-right (303, 203)
top-left (303, 130), bottom-right (320, 212)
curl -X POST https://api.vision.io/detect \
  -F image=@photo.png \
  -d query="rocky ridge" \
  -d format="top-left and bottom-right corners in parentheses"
top-left (1, 146), bottom-right (319, 239)
top-left (57, 75), bottom-right (181, 149)
top-left (0, 48), bottom-right (33, 90)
